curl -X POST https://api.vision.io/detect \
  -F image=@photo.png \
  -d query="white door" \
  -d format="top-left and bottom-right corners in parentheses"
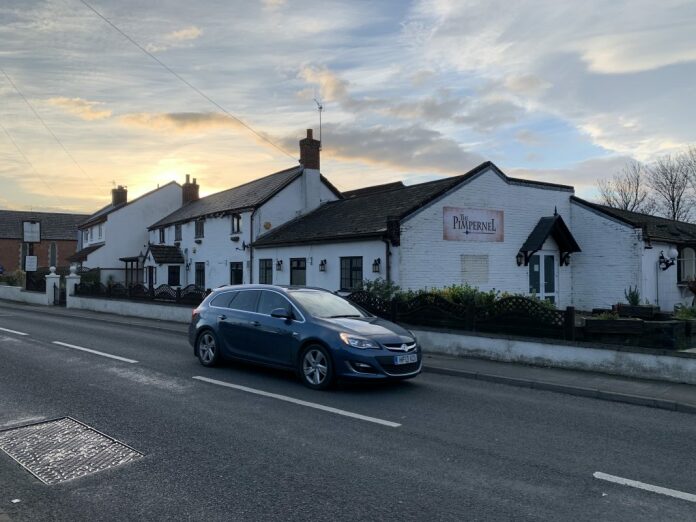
top-left (529, 253), bottom-right (557, 304)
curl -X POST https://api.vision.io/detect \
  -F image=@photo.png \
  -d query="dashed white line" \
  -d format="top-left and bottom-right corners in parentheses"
top-left (0, 327), bottom-right (28, 336)
top-left (51, 341), bottom-right (138, 364)
top-left (192, 376), bottom-right (401, 428)
top-left (594, 471), bottom-right (696, 503)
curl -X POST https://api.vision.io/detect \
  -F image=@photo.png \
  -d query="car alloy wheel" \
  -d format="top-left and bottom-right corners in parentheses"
top-left (300, 345), bottom-right (333, 390)
top-left (197, 331), bottom-right (219, 367)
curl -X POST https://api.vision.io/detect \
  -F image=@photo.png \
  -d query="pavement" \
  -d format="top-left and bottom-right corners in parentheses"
top-left (3, 300), bottom-right (696, 415)
top-left (1, 301), bottom-right (696, 520)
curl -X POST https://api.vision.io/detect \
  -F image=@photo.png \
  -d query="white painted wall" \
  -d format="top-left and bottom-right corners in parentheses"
top-left (0, 285), bottom-right (51, 305)
top-left (643, 241), bottom-right (691, 311)
top-left (399, 167), bottom-right (575, 306)
top-left (67, 295), bottom-right (192, 322)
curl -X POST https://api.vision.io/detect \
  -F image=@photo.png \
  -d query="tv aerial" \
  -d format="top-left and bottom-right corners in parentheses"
top-left (313, 98), bottom-right (323, 149)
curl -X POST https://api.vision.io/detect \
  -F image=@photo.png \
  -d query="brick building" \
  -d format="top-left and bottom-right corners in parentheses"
top-left (0, 210), bottom-right (87, 273)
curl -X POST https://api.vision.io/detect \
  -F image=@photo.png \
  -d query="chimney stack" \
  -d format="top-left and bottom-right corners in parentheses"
top-left (111, 185), bottom-right (127, 206)
top-left (299, 128), bottom-right (320, 170)
top-left (182, 174), bottom-right (200, 205)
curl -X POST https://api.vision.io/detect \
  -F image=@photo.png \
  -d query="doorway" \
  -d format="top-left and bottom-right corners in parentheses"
top-left (529, 253), bottom-right (557, 304)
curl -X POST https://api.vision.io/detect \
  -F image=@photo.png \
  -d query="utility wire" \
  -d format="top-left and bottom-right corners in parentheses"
top-left (0, 67), bottom-right (103, 190)
top-left (78, 0), bottom-right (298, 162)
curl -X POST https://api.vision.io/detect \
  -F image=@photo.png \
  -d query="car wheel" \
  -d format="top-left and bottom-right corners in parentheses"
top-left (299, 344), bottom-right (334, 390)
top-left (197, 330), bottom-right (220, 367)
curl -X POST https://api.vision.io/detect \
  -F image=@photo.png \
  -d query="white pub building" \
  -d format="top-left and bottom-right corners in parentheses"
top-left (144, 130), bottom-right (696, 312)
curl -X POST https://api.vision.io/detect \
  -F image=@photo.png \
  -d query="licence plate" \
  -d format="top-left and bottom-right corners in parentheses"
top-left (394, 353), bottom-right (418, 365)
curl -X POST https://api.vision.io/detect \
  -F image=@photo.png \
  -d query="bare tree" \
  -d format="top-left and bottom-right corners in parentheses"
top-left (597, 160), bottom-right (656, 213)
top-left (647, 152), bottom-right (694, 222)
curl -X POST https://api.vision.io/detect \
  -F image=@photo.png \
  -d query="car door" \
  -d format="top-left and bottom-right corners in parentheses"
top-left (251, 290), bottom-right (302, 366)
top-left (216, 290), bottom-right (261, 360)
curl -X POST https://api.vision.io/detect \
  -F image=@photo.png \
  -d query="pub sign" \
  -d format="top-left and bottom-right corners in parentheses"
top-left (443, 207), bottom-right (504, 242)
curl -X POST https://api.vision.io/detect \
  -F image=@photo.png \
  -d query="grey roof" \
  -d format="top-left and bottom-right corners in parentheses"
top-left (150, 166), bottom-right (312, 229)
top-left (254, 161), bottom-right (571, 247)
top-left (0, 210), bottom-right (88, 240)
top-left (67, 243), bottom-right (103, 262)
top-left (343, 181), bottom-right (405, 198)
top-left (80, 181), bottom-right (180, 229)
top-left (520, 215), bottom-right (581, 253)
top-left (571, 197), bottom-right (696, 244)
top-left (146, 244), bottom-right (185, 264)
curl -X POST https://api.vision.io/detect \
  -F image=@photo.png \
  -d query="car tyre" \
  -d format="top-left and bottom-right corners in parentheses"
top-left (196, 330), bottom-right (221, 367)
top-left (299, 344), bottom-right (334, 390)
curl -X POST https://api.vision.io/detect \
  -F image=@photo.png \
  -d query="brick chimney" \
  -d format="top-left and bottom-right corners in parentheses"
top-left (182, 174), bottom-right (200, 205)
top-left (111, 185), bottom-right (127, 206)
top-left (299, 128), bottom-right (320, 170)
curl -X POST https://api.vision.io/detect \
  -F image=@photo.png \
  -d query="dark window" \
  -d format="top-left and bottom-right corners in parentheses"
top-left (230, 262), bottom-right (243, 285)
top-left (229, 290), bottom-right (260, 312)
top-left (211, 291), bottom-right (236, 308)
top-left (195, 262), bottom-right (205, 288)
top-left (231, 214), bottom-right (242, 234)
top-left (290, 258), bottom-right (306, 286)
top-left (259, 259), bottom-right (273, 284)
top-left (159, 228), bottom-right (165, 243)
top-left (168, 265), bottom-right (180, 286)
top-left (195, 219), bottom-right (205, 239)
top-left (529, 255), bottom-right (541, 294)
top-left (340, 257), bottom-right (363, 291)
top-left (174, 224), bottom-right (182, 241)
top-left (257, 290), bottom-right (292, 316)
top-left (49, 242), bottom-right (57, 267)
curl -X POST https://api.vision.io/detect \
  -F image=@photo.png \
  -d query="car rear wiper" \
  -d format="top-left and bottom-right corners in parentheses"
top-left (327, 314), bottom-right (362, 318)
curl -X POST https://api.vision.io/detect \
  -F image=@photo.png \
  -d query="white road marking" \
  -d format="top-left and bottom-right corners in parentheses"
top-left (51, 341), bottom-right (138, 364)
top-left (192, 376), bottom-right (401, 428)
top-left (0, 327), bottom-right (28, 336)
top-left (594, 472), bottom-right (696, 503)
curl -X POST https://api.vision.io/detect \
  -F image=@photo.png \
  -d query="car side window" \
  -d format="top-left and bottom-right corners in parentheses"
top-left (257, 290), bottom-right (292, 316)
top-left (229, 290), bottom-right (260, 312)
top-left (210, 291), bottom-right (237, 309)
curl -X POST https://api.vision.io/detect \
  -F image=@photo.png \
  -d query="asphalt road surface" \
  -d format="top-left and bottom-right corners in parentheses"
top-left (0, 303), bottom-right (695, 521)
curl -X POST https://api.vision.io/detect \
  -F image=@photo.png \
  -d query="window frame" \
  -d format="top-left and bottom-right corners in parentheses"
top-left (159, 228), bottom-right (166, 244)
top-left (230, 261), bottom-right (243, 285)
top-left (259, 258), bottom-right (273, 284)
top-left (679, 246), bottom-right (696, 282)
top-left (49, 242), bottom-right (57, 267)
top-left (167, 265), bottom-right (181, 286)
top-left (195, 262), bottom-right (206, 288)
top-left (195, 219), bottom-right (205, 239)
top-left (231, 214), bottom-right (242, 234)
top-left (290, 258), bottom-right (307, 286)
top-left (174, 224), bottom-right (182, 242)
top-left (339, 256), bottom-right (363, 292)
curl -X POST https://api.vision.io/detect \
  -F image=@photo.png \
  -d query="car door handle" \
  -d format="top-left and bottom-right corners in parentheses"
top-left (217, 314), bottom-right (227, 321)
top-left (251, 321), bottom-right (260, 327)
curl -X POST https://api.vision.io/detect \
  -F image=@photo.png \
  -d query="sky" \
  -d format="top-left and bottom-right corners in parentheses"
top-left (2, 0), bottom-right (696, 213)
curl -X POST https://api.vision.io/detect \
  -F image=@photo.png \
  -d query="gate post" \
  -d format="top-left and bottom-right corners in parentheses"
top-left (65, 265), bottom-right (81, 308)
top-left (45, 267), bottom-right (60, 306)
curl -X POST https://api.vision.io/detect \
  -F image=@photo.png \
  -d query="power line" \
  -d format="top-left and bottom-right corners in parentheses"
top-left (0, 67), bottom-right (103, 190)
top-left (78, 0), bottom-right (298, 162)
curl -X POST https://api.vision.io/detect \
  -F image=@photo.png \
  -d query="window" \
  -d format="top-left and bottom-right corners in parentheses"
top-left (231, 214), bottom-right (242, 234)
top-left (195, 262), bottom-right (206, 288)
top-left (230, 262), bottom-right (243, 285)
top-left (259, 259), bottom-right (273, 284)
top-left (340, 257), bottom-right (363, 291)
top-left (211, 291), bottom-right (236, 309)
top-left (289, 290), bottom-right (366, 319)
top-left (195, 219), bottom-right (205, 239)
top-left (257, 290), bottom-right (292, 315)
top-left (290, 258), bottom-right (306, 286)
top-left (174, 224), bottom-right (182, 242)
top-left (159, 228), bottom-right (166, 244)
top-left (83, 230), bottom-right (88, 243)
top-left (229, 290), bottom-right (260, 312)
top-left (89, 228), bottom-right (93, 241)
top-left (49, 242), bottom-right (57, 267)
top-left (98, 224), bottom-right (103, 240)
top-left (168, 265), bottom-right (180, 286)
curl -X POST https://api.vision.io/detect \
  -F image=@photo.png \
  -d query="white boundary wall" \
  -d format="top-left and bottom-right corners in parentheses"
top-left (413, 328), bottom-right (696, 385)
top-left (67, 295), bottom-right (192, 323)
top-left (0, 285), bottom-right (51, 306)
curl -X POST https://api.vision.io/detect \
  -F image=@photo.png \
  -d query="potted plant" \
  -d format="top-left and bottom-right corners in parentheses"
top-left (616, 286), bottom-right (658, 319)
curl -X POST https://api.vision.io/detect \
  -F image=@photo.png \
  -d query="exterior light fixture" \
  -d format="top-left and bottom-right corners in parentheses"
top-left (372, 258), bottom-right (381, 273)
top-left (319, 259), bottom-right (327, 272)
top-left (516, 252), bottom-right (524, 266)
top-left (659, 248), bottom-right (679, 270)
top-left (276, 259), bottom-right (283, 271)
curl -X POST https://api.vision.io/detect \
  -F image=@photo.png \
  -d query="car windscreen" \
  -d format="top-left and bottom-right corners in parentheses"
top-left (289, 290), bottom-right (367, 319)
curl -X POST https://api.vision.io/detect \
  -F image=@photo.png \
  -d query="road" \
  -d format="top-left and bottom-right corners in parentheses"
top-left (0, 303), bottom-right (695, 521)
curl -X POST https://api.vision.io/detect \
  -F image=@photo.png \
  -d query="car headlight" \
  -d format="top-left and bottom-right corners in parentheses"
top-left (339, 332), bottom-right (380, 349)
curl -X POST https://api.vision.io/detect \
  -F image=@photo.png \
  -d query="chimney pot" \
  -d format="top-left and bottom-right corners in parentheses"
top-left (111, 185), bottom-right (128, 206)
top-left (182, 175), bottom-right (200, 205)
top-left (186, 174), bottom-right (190, 184)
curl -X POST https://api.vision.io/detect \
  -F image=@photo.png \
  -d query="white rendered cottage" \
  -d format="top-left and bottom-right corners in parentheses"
top-left (145, 130), bottom-right (341, 290)
top-left (69, 182), bottom-right (183, 284)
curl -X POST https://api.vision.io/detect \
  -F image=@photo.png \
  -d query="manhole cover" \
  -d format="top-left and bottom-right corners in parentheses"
top-left (0, 417), bottom-right (143, 485)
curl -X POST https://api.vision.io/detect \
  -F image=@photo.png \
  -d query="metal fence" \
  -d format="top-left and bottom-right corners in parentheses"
top-left (74, 282), bottom-right (209, 306)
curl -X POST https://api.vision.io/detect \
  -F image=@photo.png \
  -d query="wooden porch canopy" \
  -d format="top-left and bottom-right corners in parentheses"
top-left (519, 214), bottom-right (581, 266)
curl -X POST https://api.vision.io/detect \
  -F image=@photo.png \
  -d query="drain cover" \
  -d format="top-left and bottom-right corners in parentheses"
top-left (0, 417), bottom-right (142, 485)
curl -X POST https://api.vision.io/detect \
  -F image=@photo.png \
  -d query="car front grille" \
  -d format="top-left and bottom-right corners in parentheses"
top-left (379, 362), bottom-right (420, 375)
top-left (383, 342), bottom-right (417, 352)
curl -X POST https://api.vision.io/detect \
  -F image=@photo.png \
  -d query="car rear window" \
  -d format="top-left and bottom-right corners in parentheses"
top-left (229, 290), bottom-right (260, 312)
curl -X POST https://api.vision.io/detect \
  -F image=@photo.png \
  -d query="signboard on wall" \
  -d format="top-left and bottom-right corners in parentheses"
top-left (25, 256), bottom-right (38, 272)
top-left (443, 207), bottom-right (504, 242)
top-left (23, 221), bottom-right (41, 243)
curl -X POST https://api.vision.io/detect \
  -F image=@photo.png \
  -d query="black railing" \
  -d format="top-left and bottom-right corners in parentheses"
top-left (74, 282), bottom-right (209, 306)
top-left (347, 291), bottom-right (575, 340)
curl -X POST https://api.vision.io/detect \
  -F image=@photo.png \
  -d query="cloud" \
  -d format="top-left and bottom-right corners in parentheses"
top-left (47, 97), bottom-right (112, 121)
top-left (120, 112), bottom-right (243, 133)
top-left (298, 65), bottom-right (382, 112)
top-left (146, 25), bottom-right (203, 52)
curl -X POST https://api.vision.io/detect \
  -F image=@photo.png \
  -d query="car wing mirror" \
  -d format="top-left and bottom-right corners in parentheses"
top-left (270, 307), bottom-right (293, 320)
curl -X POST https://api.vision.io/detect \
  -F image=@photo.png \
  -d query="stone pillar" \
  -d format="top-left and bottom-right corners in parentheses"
top-left (45, 266), bottom-right (60, 306)
top-left (65, 265), bottom-right (81, 309)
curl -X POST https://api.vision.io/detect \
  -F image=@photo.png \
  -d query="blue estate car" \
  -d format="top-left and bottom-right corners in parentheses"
top-left (189, 285), bottom-right (421, 389)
